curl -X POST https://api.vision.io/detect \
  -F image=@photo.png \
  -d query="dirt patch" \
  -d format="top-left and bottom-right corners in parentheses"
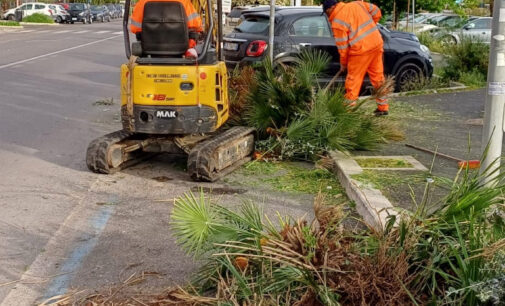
top-left (151, 175), bottom-right (173, 182)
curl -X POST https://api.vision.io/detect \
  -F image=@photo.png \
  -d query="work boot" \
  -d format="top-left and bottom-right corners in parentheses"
top-left (344, 99), bottom-right (357, 109)
top-left (374, 108), bottom-right (389, 116)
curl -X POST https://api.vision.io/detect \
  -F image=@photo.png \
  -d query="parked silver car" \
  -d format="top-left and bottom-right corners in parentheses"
top-left (442, 17), bottom-right (492, 44)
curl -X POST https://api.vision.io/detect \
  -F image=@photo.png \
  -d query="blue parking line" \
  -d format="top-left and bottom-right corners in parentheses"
top-left (41, 202), bottom-right (115, 303)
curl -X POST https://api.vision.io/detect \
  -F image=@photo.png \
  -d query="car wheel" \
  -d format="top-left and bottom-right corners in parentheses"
top-left (394, 62), bottom-right (424, 92)
top-left (7, 14), bottom-right (15, 21)
top-left (56, 16), bottom-right (62, 23)
top-left (107, 16), bottom-right (111, 22)
top-left (89, 16), bottom-right (92, 24)
top-left (71, 21), bottom-right (74, 24)
top-left (441, 35), bottom-right (457, 46)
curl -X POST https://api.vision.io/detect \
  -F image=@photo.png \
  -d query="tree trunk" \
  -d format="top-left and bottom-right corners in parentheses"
top-left (490, 0), bottom-right (493, 17)
top-left (393, 0), bottom-right (398, 29)
top-left (406, 0), bottom-right (410, 30)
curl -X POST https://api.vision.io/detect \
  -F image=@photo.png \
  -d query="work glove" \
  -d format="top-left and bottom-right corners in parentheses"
top-left (185, 48), bottom-right (197, 58)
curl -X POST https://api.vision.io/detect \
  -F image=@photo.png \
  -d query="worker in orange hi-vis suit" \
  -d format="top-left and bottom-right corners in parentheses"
top-left (323, 0), bottom-right (389, 116)
top-left (130, 0), bottom-right (203, 57)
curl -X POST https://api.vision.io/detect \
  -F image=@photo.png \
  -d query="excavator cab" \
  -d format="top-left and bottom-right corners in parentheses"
top-left (86, 0), bottom-right (255, 181)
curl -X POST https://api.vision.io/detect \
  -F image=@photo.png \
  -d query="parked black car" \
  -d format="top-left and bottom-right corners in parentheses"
top-left (91, 5), bottom-right (111, 22)
top-left (224, 7), bottom-right (433, 91)
top-left (68, 3), bottom-right (92, 24)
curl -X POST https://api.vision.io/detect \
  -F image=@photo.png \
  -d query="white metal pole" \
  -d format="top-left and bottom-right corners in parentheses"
top-left (268, 0), bottom-right (275, 60)
top-left (481, 0), bottom-right (505, 185)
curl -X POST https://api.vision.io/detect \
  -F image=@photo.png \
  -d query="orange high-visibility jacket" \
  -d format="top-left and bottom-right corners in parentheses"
top-left (130, 0), bottom-right (203, 34)
top-left (329, 1), bottom-right (383, 67)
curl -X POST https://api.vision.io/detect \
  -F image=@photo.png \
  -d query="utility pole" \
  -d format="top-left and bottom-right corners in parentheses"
top-left (268, 0), bottom-right (275, 60)
top-left (481, 0), bottom-right (505, 185)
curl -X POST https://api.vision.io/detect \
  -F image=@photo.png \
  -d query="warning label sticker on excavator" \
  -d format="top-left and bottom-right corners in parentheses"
top-left (489, 82), bottom-right (505, 96)
top-left (146, 74), bottom-right (181, 78)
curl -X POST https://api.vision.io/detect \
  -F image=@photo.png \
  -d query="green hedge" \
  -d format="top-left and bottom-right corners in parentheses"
top-left (22, 13), bottom-right (54, 24)
top-left (0, 20), bottom-right (20, 26)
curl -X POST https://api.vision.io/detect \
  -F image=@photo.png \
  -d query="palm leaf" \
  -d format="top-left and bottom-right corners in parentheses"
top-left (170, 191), bottom-right (220, 257)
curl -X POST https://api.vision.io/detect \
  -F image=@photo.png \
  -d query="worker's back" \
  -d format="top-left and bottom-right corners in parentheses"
top-left (330, 1), bottom-right (383, 55)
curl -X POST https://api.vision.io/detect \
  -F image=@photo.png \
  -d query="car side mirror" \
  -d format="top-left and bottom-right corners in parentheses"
top-left (464, 23), bottom-right (475, 30)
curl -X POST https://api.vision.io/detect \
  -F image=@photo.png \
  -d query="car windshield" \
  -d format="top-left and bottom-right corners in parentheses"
top-left (439, 16), bottom-right (464, 27)
top-left (70, 3), bottom-right (84, 10)
top-left (91, 5), bottom-right (100, 10)
top-left (414, 14), bottom-right (432, 23)
top-left (236, 17), bottom-right (269, 33)
top-left (428, 15), bottom-right (448, 24)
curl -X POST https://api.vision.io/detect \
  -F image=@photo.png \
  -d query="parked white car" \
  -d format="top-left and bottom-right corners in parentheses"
top-left (3, 2), bottom-right (54, 21)
top-left (48, 4), bottom-right (69, 23)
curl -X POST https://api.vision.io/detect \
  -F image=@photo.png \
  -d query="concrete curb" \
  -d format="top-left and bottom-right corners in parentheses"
top-left (330, 150), bottom-right (397, 230)
top-left (19, 22), bottom-right (59, 26)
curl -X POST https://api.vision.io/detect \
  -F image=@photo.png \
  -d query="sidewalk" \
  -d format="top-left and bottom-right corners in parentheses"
top-left (354, 88), bottom-right (497, 210)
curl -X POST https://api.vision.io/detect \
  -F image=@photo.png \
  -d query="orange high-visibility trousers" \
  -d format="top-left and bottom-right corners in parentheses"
top-left (344, 47), bottom-right (388, 112)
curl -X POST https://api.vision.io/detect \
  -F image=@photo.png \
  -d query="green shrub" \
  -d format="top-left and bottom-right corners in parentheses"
top-left (417, 32), bottom-right (446, 54)
top-left (22, 13), bottom-right (54, 24)
top-left (442, 37), bottom-right (488, 85)
top-left (0, 20), bottom-right (20, 26)
top-left (459, 69), bottom-right (487, 88)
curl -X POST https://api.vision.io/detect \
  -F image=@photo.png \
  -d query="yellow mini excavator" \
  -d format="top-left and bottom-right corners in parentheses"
top-left (86, 0), bottom-right (255, 181)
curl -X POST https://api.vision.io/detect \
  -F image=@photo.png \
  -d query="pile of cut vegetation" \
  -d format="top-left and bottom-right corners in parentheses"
top-left (48, 162), bottom-right (505, 305)
top-left (228, 50), bottom-right (403, 161)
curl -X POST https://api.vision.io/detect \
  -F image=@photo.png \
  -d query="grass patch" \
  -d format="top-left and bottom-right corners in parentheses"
top-left (0, 20), bottom-right (20, 26)
top-left (351, 170), bottom-right (427, 190)
top-left (237, 161), bottom-right (344, 203)
top-left (355, 157), bottom-right (413, 168)
top-left (364, 99), bottom-right (444, 122)
top-left (397, 75), bottom-right (451, 92)
top-left (22, 13), bottom-right (54, 24)
top-left (459, 69), bottom-right (487, 88)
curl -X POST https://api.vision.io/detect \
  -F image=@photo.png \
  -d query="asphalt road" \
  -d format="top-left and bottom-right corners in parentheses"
top-left (0, 21), bottom-right (125, 304)
top-left (0, 21), bottom-right (315, 305)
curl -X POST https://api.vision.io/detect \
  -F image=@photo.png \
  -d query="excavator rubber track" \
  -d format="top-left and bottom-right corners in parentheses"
top-left (86, 130), bottom-right (142, 174)
top-left (187, 126), bottom-right (255, 182)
